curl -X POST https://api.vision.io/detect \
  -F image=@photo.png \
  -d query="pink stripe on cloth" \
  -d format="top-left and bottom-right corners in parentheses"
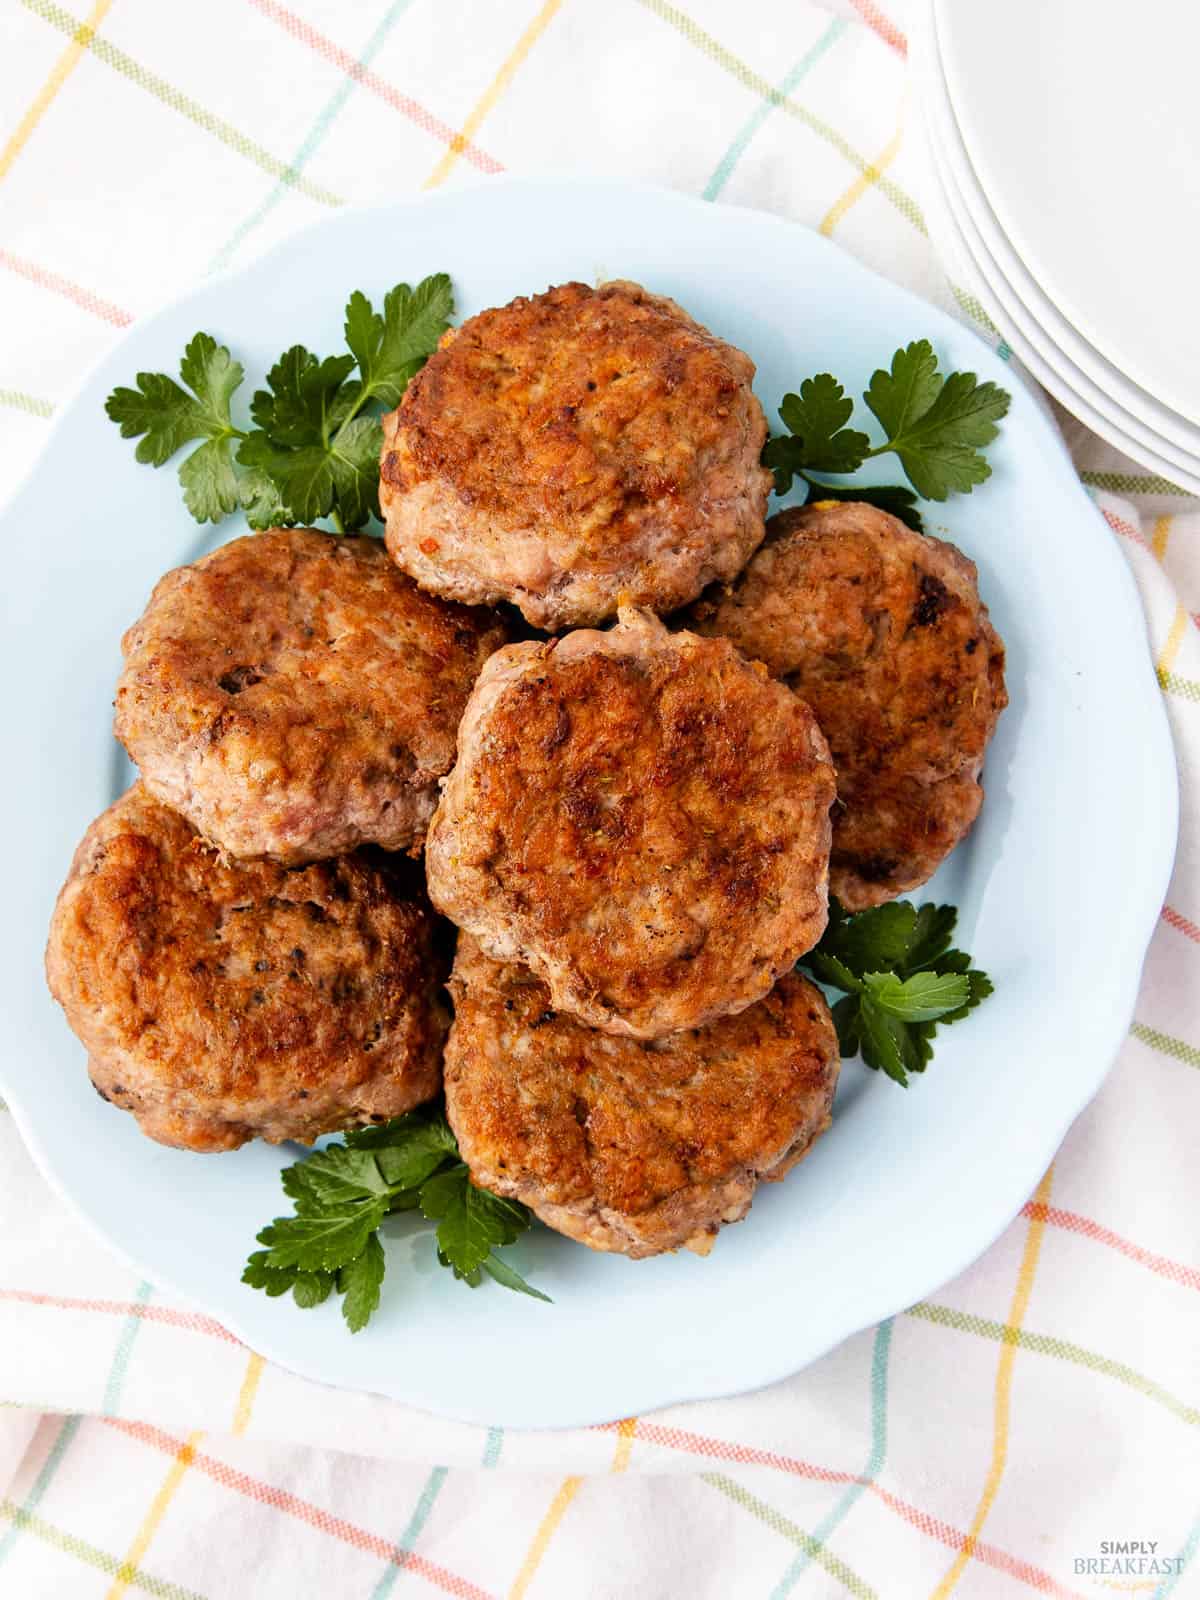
top-left (597, 1419), bottom-right (1083, 1598)
top-left (104, 1419), bottom-right (494, 1600)
top-left (0, 1288), bottom-right (240, 1344)
top-left (245, 0), bottom-right (504, 173)
top-left (847, 0), bottom-right (907, 57)
top-left (1163, 904), bottom-right (1200, 944)
top-left (1022, 1202), bottom-right (1200, 1291)
top-left (0, 248), bottom-right (132, 325)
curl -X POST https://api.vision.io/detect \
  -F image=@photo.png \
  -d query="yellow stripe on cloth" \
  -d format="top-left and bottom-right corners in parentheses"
top-left (820, 102), bottom-right (906, 236)
top-left (231, 1351), bottom-right (265, 1436)
top-left (424, 0), bottom-right (561, 190)
top-left (507, 1476), bottom-right (583, 1600)
top-left (611, 1416), bottom-right (638, 1474)
top-left (928, 1165), bottom-right (1054, 1599)
top-left (1151, 514), bottom-right (1174, 561)
top-left (0, 0), bottom-right (112, 183)
top-left (104, 1430), bottom-right (202, 1600)
top-left (1156, 603), bottom-right (1189, 681)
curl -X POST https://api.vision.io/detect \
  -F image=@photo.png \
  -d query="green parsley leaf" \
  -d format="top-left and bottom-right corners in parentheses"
top-left (864, 341), bottom-right (1010, 500)
top-left (256, 1202), bottom-right (387, 1274)
top-left (338, 1234), bottom-right (386, 1333)
top-left (419, 1162), bottom-right (534, 1282)
top-left (280, 1144), bottom-right (391, 1213)
top-left (105, 370), bottom-right (210, 467)
top-left (242, 1251), bottom-right (299, 1298)
top-left (249, 346), bottom-right (356, 446)
top-left (800, 898), bottom-right (992, 1087)
top-left (345, 275), bottom-right (454, 409)
top-left (764, 339), bottom-right (1009, 513)
top-left (178, 436), bottom-right (241, 523)
top-left (106, 333), bottom-right (250, 523)
top-left (107, 274), bottom-right (454, 535)
top-left (481, 1252), bottom-right (554, 1303)
top-left (243, 1105), bottom-right (548, 1329)
top-left (328, 415), bottom-right (384, 531)
top-left (292, 1270), bottom-right (336, 1309)
top-left (772, 376), bottom-right (871, 484)
top-left (860, 970), bottom-right (971, 1023)
top-left (237, 431), bottom-right (334, 525)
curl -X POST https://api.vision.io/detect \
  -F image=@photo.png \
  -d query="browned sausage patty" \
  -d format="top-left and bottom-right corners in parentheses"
top-left (380, 280), bottom-right (771, 630)
top-left (45, 784), bottom-right (447, 1152)
top-left (445, 936), bottom-right (840, 1259)
top-left (426, 606), bottom-right (836, 1040)
top-left (116, 527), bottom-right (507, 864)
top-left (686, 501), bottom-right (1007, 908)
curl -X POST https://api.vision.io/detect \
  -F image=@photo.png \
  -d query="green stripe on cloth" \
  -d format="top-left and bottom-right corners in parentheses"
top-left (770, 1320), bottom-right (893, 1598)
top-left (635, 0), bottom-right (925, 234)
top-left (1155, 1510), bottom-right (1200, 1598)
top-left (702, 1473), bottom-right (875, 1599)
top-left (1081, 470), bottom-right (1193, 497)
top-left (1158, 669), bottom-right (1200, 705)
top-left (0, 1415), bottom-right (81, 1572)
top-left (21, 0), bottom-right (340, 206)
top-left (368, 1467), bottom-right (448, 1600)
top-left (1130, 1021), bottom-right (1200, 1071)
top-left (482, 1427), bottom-right (504, 1467)
top-left (103, 1280), bottom-right (154, 1415)
top-left (0, 1501), bottom-right (206, 1600)
top-left (908, 1303), bottom-right (1200, 1427)
top-left (209, 0), bottom-right (415, 272)
top-left (0, 388), bottom-right (53, 418)
top-left (703, 18), bottom-right (846, 200)
top-left (948, 282), bottom-right (998, 335)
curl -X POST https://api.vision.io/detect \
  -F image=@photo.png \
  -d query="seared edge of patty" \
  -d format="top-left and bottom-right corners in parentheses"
top-left (380, 280), bottom-right (771, 629)
top-left (45, 784), bottom-right (448, 1151)
top-left (426, 605), bottom-right (836, 1039)
top-left (444, 935), bottom-right (840, 1259)
top-left (116, 527), bottom-right (508, 864)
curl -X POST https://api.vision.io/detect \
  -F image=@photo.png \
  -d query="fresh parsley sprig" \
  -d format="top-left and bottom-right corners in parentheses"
top-left (764, 340), bottom-right (1011, 528)
top-left (105, 274), bottom-right (453, 534)
top-left (800, 899), bottom-right (993, 1087)
top-left (243, 1105), bottom-right (549, 1333)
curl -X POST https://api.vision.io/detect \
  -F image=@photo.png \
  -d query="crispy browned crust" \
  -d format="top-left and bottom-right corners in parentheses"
top-left (380, 280), bottom-right (771, 629)
top-left (44, 784), bottom-right (448, 1152)
top-left (426, 606), bottom-right (836, 1039)
top-left (116, 527), bottom-right (508, 864)
top-left (686, 501), bottom-right (1007, 908)
top-left (444, 936), bottom-right (840, 1259)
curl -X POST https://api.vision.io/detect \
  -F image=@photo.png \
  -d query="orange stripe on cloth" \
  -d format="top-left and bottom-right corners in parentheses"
top-left (928, 1166), bottom-right (1055, 1599)
top-left (1022, 1201), bottom-right (1200, 1292)
top-left (105, 1431), bottom-right (202, 1600)
top-left (507, 1478), bottom-right (583, 1600)
top-left (847, 0), bottom-right (907, 56)
top-left (244, 0), bottom-right (502, 173)
top-left (592, 1419), bottom-right (1080, 1599)
top-left (0, 1287), bottom-right (240, 1343)
top-left (0, 0), bottom-right (112, 182)
top-left (1163, 904), bottom-right (1200, 944)
top-left (0, 248), bottom-right (131, 325)
top-left (611, 1416), bottom-right (637, 1474)
top-left (424, 0), bottom-right (562, 189)
top-left (102, 1419), bottom-right (493, 1600)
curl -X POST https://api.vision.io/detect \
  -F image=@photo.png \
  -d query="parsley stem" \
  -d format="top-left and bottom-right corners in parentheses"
top-left (329, 507), bottom-right (345, 534)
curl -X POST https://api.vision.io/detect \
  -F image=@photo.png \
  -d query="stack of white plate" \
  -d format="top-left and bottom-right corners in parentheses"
top-left (913, 0), bottom-right (1200, 493)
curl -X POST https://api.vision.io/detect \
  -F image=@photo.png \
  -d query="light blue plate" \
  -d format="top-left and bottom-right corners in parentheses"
top-left (0, 178), bottom-right (1177, 1428)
